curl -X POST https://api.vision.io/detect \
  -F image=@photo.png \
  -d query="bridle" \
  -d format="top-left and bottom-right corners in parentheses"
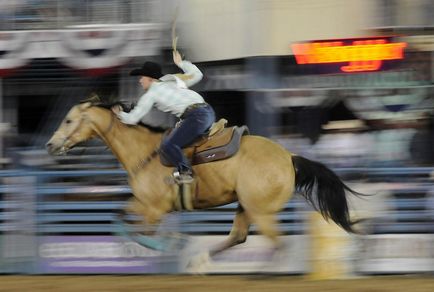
top-left (60, 105), bottom-right (159, 174)
top-left (58, 114), bottom-right (86, 154)
top-left (60, 106), bottom-right (115, 153)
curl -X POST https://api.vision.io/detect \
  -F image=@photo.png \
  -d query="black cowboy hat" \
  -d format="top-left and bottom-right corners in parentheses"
top-left (129, 61), bottom-right (163, 79)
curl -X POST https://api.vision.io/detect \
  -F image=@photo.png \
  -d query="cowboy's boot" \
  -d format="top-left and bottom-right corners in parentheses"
top-left (173, 170), bottom-right (194, 185)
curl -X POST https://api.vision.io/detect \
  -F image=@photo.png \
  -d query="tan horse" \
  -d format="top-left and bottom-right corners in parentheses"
top-left (46, 100), bottom-right (363, 259)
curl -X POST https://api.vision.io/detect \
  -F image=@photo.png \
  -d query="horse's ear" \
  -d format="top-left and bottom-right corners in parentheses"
top-left (89, 92), bottom-right (101, 103)
top-left (81, 93), bottom-right (101, 105)
top-left (80, 102), bottom-right (92, 110)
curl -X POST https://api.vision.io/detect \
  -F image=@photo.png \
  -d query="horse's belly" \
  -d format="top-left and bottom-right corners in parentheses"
top-left (193, 187), bottom-right (237, 209)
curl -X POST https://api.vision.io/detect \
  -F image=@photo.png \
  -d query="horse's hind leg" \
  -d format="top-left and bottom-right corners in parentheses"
top-left (209, 204), bottom-right (250, 257)
top-left (187, 204), bottom-right (250, 273)
top-left (249, 212), bottom-right (290, 272)
top-left (250, 212), bottom-right (282, 248)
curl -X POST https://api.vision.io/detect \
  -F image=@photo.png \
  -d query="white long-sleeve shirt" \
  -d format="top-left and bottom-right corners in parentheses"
top-left (118, 60), bottom-right (205, 124)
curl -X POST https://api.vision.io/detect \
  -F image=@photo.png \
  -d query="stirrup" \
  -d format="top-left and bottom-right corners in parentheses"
top-left (173, 171), bottom-right (194, 184)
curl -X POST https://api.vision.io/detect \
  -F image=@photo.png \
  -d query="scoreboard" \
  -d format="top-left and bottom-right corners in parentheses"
top-left (291, 37), bottom-right (407, 74)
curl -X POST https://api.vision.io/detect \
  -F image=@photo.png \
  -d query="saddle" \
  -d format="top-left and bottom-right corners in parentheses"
top-left (160, 118), bottom-right (249, 167)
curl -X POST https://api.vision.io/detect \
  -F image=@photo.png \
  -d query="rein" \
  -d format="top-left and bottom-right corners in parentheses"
top-left (99, 110), bottom-right (115, 136)
top-left (64, 106), bottom-right (160, 175)
top-left (133, 148), bottom-right (160, 175)
top-left (94, 111), bottom-right (116, 154)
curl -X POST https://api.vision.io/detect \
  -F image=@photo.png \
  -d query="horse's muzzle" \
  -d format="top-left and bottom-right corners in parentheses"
top-left (46, 141), bottom-right (64, 155)
top-left (45, 142), bottom-right (56, 155)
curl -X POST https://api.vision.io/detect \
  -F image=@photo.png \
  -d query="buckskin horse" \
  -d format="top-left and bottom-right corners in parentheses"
top-left (46, 99), bottom-right (364, 269)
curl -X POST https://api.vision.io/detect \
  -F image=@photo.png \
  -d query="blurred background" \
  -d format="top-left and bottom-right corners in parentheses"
top-left (0, 0), bottom-right (433, 279)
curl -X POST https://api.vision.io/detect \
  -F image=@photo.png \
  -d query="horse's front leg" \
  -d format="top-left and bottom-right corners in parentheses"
top-left (116, 197), bottom-right (171, 251)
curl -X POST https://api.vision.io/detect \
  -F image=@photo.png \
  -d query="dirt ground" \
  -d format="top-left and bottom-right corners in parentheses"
top-left (0, 275), bottom-right (433, 292)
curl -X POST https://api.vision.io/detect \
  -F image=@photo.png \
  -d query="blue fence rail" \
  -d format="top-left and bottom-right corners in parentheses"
top-left (1, 167), bottom-right (433, 236)
top-left (0, 169), bottom-right (308, 236)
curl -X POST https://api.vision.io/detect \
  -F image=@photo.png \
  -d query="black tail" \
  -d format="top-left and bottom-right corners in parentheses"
top-left (292, 155), bottom-right (365, 233)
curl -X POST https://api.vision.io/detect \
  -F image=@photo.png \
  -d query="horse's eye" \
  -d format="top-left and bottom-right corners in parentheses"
top-left (65, 119), bottom-right (72, 124)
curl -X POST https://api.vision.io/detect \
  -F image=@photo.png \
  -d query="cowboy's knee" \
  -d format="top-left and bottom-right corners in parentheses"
top-left (160, 140), bottom-right (172, 153)
top-left (161, 140), bottom-right (182, 154)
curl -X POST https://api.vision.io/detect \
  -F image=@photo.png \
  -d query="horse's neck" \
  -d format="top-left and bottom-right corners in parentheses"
top-left (90, 109), bottom-right (162, 174)
top-left (110, 127), bottom-right (161, 173)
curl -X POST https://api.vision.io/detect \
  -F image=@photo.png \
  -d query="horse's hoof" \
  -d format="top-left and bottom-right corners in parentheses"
top-left (186, 252), bottom-right (210, 274)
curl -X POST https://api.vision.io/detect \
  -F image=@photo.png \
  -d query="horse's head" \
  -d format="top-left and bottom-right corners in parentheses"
top-left (46, 101), bottom-right (99, 155)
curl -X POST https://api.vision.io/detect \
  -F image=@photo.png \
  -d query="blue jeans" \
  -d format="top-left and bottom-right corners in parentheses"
top-left (160, 104), bottom-right (215, 173)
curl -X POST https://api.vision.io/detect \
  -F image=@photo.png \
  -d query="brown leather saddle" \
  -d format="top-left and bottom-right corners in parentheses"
top-left (160, 118), bottom-right (249, 166)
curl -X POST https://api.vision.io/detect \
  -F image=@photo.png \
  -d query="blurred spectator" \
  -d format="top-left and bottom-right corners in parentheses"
top-left (369, 119), bottom-right (418, 167)
top-left (312, 120), bottom-right (374, 168)
top-left (409, 113), bottom-right (434, 165)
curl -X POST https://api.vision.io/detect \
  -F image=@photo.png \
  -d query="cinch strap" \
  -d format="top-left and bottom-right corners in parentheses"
top-left (174, 183), bottom-right (194, 211)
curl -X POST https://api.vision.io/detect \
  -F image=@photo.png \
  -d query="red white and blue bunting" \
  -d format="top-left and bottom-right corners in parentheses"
top-left (0, 24), bottom-right (162, 77)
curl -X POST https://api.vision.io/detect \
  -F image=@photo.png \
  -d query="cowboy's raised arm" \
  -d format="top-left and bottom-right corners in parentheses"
top-left (177, 60), bottom-right (203, 87)
top-left (173, 51), bottom-right (203, 87)
top-left (118, 91), bottom-right (155, 125)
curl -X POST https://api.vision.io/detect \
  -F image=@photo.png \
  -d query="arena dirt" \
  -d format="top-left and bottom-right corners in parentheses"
top-left (0, 275), bottom-right (433, 292)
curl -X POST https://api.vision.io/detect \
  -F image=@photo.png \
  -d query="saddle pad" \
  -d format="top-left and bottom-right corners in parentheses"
top-left (159, 126), bottom-right (249, 166)
top-left (192, 126), bottom-right (249, 164)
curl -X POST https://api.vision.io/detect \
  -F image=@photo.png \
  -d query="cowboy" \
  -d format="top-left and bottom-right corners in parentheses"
top-left (116, 51), bottom-right (215, 184)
